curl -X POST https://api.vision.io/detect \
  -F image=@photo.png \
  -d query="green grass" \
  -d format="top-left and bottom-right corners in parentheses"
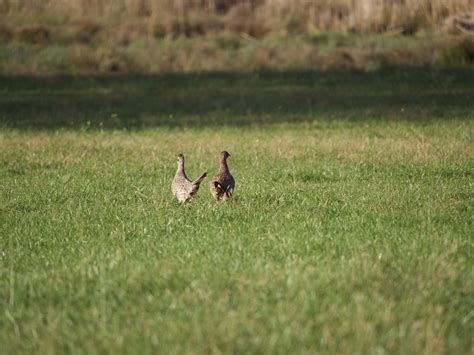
top-left (0, 68), bottom-right (473, 354)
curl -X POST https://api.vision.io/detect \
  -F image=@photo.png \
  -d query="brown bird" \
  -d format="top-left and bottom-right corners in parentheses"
top-left (210, 151), bottom-right (235, 201)
top-left (171, 154), bottom-right (207, 202)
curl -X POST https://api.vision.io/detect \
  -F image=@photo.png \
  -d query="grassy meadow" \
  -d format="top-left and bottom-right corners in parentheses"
top-left (1, 68), bottom-right (473, 353)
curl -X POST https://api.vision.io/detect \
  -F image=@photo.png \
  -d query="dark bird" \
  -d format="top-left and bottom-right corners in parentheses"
top-left (210, 151), bottom-right (235, 201)
top-left (171, 154), bottom-right (207, 202)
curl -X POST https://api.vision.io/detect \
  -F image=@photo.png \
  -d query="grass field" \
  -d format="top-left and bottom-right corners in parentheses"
top-left (1, 68), bottom-right (473, 353)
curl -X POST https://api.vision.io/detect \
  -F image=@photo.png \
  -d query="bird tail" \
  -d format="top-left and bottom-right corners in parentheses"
top-left (192, 172), bottom-right (207, 186)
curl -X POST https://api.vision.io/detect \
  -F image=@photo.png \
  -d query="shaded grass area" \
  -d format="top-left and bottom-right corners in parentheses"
top-left (1, 67), bottom-right (474, 129)
top-left (0, 70), bottom-right (473, 353)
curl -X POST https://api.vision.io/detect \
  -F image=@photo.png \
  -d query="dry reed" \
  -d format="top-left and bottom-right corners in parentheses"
top-left (0, 0), bottom-right (472, 73)
top-left (1, 0), bottom-right (473, 35)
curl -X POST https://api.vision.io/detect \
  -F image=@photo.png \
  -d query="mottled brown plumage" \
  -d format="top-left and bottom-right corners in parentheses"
top-left (210, 151), bottom-right (235, 201)
top-left (171, 154), bottom-right (207, 202)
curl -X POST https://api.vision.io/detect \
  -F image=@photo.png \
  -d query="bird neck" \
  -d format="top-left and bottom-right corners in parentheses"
top-left (219, 159), bottom-right (229, 173)
top-left (177, 162), bottom-right (185, 175)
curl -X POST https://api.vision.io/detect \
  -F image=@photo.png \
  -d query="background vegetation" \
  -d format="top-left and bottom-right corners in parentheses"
top-left (0, 0), bottom-right (473, 73)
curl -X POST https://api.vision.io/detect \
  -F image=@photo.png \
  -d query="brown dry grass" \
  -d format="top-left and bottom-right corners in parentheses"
top-left (0, 0), bottom-right (473, 74)
top-left (1, 0), bottom-right (473, 37)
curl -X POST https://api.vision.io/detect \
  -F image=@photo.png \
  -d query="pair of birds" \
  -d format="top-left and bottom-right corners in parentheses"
top-left (171, 151), bottom-right (235, 203)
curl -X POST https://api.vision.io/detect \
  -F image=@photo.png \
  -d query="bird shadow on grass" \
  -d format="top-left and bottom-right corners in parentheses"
top-left (0, 66), bottom-right (473, 130)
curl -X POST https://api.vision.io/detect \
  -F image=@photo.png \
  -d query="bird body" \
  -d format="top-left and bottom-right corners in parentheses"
top-left (171, 154), bottom-right (207, 202)
top-left (210, 151), bottom-right (235, 201)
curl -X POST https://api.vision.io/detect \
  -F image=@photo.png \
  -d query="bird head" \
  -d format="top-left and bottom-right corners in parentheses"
top-left (220, 151), bottom-right (231, 160)
top-left (177, 153), bottom-right (184, 164)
